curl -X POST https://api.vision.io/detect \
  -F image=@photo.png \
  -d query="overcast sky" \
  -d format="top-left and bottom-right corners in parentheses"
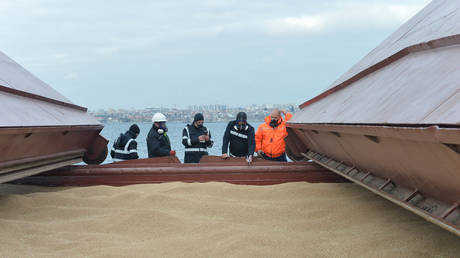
top-left (0, 0), bottom-right (430, 110)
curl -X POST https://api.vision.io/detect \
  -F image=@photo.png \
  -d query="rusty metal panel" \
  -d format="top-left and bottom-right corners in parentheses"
top-left (304, 151), bottom-right (459, 236)
top-left (0, 128), bottom-right (100, 164)
top-left (11, 157), bottom-right (349, 186)
top-left (288, 124), bottom-right (460, 145)
top-left (291, 128), bottom-right (460, 204)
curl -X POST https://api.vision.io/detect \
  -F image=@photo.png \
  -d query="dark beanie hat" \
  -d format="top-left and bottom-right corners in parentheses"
top-left (236, 112), bottom-right (247, 122)
top-left (193, 113), bottom-right (204, 123)
top-left (129, 124), bottom-right (140, 134)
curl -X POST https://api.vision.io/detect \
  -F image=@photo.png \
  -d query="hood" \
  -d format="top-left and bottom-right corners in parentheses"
top-left (125, 130), bottom-right (137, 139)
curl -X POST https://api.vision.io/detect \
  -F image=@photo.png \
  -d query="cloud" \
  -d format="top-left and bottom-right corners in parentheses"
top-left (63, 72), bottom-right (79, 80)
top-left (0, 0), bottom-right (433, 109)
top-left (198, 0), bottom-right (236, 8)
top-left (265, 2), bottom-right (428, 34)
top-left (267, 16), bottom-right (324, 34)
top-left (94, 47), bottom-right (120, 55)
top-left (1, 0), bottom-right (430, 65)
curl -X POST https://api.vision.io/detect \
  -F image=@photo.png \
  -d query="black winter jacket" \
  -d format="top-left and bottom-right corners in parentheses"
top-left (222, 121), bottom-right (255, 157)
top-left (110, 130), bottom-right (139, 160)
top-left (147, 125), bottom-right (172, 158)
top-left (182, 124), bottom-right (213, 163)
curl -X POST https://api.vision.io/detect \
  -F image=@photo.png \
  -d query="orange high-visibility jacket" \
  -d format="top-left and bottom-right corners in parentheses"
top-left (255, 112), bottom-right (292, 158)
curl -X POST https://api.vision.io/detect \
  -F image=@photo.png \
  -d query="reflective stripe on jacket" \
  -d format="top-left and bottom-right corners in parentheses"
top-left (182, 124), bottom-right (213, 163)
top-left (255, 112), bottom-right (292, 158)
top-left (110, 131), bottom-right (139, 161)
top-left (221, 120), bottom-right (255, 157)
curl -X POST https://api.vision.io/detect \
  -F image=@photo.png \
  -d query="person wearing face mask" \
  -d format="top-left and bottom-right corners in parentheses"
top-left (147, 113), bottom-right (175, 158)
top-left (221, 112), bottom-right (255, 163)
top-left (110, 124), bottom-right (140, 162)
top-left (255, 109), bottom-right (293, 162)
top-left (182, 113), bottom-right (213, 163)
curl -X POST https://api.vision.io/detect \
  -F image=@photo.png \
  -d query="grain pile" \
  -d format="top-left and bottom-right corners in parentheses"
top-left (0, 182), bottom-right (458, 257)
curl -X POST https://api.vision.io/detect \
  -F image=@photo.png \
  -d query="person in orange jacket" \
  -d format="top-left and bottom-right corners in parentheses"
top-left (255, 109), bottom-right (292, 162)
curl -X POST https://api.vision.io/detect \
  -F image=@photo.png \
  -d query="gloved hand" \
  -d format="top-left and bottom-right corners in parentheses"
top-left (257, 150), bottom-right (264, 157)
top-left (170, 150), bottom-right (176, 156)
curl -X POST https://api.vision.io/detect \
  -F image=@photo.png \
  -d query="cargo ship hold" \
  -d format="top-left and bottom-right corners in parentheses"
top-left (1, 0), bottom-right (459, 237)
top-left (285, 0), bottom-right (459, 235)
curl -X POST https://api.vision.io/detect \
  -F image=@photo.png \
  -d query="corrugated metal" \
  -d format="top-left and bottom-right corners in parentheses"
top-left (0, 92), bottom-right (99, 127)
top-left (0, 51), bottom-right (71, 104)
top-left (0, 50), bottom-right (99, 127)
top-left (329, 0), bottom-right (460, 91)
top-left (292, 45), bottom-right (460, 124)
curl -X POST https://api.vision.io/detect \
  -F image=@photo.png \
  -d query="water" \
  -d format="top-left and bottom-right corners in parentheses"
top-left (101, 121), bottom-right (264, 163)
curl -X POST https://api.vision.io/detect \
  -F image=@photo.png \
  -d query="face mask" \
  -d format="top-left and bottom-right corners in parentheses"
top-left (157, 122), bottom-right (168, 134)
top-left (269, 119), bottom-right (278, 128)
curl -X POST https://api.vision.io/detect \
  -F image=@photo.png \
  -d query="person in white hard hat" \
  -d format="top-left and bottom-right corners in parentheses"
top-left (146, 113), bottom-right (176, 158)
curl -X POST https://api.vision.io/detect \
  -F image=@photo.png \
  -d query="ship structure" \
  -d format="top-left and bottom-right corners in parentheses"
top-left (1, 0), bottom-right (459, 236)
top-left (285, 0), bottom-right (460, 235)
top-left (0, 50), bottom-right (108, 183)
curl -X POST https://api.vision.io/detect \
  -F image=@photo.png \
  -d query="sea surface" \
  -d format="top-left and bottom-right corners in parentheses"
top-left (101, 121), bottom-right (264, 163)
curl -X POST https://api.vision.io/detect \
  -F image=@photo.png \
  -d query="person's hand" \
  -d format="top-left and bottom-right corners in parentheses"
top-left (198, 135), bottom-right (206, 142)
top-left (204, 135), bottom-right (210, 141)
top-left (222, 153), bottom-right (229, 159)
top-left (257, 150), bottom-right (264, 157)
top-left (246, 155), bottom-right (253, 163)
top-left (170, 150), bottom-right (176, 156)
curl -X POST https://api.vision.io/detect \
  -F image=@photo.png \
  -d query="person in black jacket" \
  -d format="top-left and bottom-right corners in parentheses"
top-left (182, 113), bottom-right (213, 163)
top-left (110, 124), bottom-right (140, 161)
top-left (147, 113), bottom-right (176, 158)
top-left (222, 112), bottom-right (255, 162)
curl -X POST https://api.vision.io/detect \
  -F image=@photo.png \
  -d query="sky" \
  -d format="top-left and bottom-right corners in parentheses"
top-left (0, 0), bottom-right (430, 110)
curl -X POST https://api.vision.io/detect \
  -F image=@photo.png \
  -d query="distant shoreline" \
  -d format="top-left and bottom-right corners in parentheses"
top-left (90, 104), bottom-right (297, 124)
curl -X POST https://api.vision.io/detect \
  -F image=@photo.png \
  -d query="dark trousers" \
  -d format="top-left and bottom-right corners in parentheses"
top-left (184, 152), bottom-right (207, 163)
top-left (262, 153), bottom-right (287, 162)
top-left (229, 152), bottom-right (248, 158)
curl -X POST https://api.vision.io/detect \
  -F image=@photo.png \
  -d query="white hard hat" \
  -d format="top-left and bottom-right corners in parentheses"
top-left (152, 112), bottom-right (167, 122)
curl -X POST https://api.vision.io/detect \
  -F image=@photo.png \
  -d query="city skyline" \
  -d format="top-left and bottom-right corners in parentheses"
top-left (90, 103), bottom-right (296, 123)
top-left (90, 103), bottom-right (297, 111)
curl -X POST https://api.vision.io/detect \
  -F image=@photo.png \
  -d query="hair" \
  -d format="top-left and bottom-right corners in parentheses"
top-left (193, 113), bottom-right (204, 123)
top-left (236, 112), bottom-right (247, 122)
